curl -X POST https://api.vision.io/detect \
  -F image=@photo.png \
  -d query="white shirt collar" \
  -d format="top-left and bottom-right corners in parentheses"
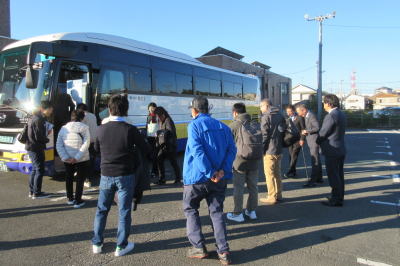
top-left (108, 116), bottom-right (126, 122)
top-left (329, 107), bottom-right (338, 113)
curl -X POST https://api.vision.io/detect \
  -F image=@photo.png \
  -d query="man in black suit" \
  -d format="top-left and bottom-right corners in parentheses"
top-left (317, 95), bottom-right (347, 207)
top-left (284, 104), bottom-right (305, 178)
top-left (296, 104), bottom-right (323, 187)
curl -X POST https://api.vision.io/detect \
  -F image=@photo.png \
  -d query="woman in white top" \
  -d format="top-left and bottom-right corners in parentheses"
top-left (56, 110), bottom-right (90, 208)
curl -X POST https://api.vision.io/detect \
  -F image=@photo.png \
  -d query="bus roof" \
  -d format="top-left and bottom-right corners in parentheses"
top-left (3, 32), bottom-right (257, 80)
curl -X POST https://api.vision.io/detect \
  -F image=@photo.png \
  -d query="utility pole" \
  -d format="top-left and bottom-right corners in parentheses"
top-left (305, 11), bottom-right (336, 121)
top-left (340, 79), bottom-right (344, 109)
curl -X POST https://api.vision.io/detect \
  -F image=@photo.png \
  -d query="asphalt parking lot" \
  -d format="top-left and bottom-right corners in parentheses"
top-left (0, 129), bottom-right (399, 266)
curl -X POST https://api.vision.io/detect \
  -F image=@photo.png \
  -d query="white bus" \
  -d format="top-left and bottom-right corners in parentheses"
top-left (0, 32), bottom-right (261, 176)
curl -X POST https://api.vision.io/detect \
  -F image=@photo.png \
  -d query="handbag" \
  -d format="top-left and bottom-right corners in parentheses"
top-left (282, 118), bottom-right (300, 148)
top-left (147, 118), bottom-right (159, 137)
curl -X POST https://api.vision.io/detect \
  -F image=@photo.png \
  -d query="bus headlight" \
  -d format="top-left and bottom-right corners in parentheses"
top-left (22, 154), bottom-right (30, 161)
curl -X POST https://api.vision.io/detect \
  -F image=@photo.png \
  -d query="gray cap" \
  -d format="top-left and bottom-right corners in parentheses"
top-left (188, 96), bottom-right (209, 109)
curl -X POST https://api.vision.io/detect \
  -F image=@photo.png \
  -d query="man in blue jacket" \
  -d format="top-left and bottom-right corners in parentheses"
top-left (183, 96), bottom-right (236, 265)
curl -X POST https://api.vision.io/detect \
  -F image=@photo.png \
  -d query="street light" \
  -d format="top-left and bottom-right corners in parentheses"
top-left (305, 11), bottom-right (337, 120)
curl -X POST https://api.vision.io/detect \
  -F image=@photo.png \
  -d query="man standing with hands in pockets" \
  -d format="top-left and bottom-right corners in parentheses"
top-left (183, 96), bottom-right (236, 265)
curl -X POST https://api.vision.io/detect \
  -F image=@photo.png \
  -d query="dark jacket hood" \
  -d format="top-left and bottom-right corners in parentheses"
top-left (233, 113), bottom-right (252, 122)
top-left (264, 106), bottom-right (280, 115)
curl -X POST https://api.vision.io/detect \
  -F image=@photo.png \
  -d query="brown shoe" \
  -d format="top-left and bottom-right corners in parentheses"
top-left (276, 196), bottom-right (283, 202)
top-left (260, 197), bottom-right (277, 204)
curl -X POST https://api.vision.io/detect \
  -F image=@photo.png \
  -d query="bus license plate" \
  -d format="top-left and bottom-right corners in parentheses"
top-left (0, 135), bottom-right (14, 144)
top-left (0, 161), bottom-right (9, 172)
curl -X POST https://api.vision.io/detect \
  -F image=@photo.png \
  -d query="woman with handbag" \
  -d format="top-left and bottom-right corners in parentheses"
top-left (146, 102), bottom-right (159, 177)
top-left (56, 110), bottom-right (90, 208)
top-left (153, 107), bottom-right (182, 185)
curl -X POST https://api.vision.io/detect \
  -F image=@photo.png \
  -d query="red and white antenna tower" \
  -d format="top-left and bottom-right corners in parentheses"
top-left (351, 68), bottom-right (357, 95)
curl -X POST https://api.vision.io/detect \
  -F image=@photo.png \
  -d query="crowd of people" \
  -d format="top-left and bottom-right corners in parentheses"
top-left (24, 93), bottom-right (346, 264)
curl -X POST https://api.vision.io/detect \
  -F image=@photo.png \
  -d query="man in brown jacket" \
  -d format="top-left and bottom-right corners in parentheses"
top-left (227, 103), bottom-right (259, 222)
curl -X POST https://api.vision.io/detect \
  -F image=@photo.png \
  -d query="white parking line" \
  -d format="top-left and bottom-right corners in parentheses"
top-left (389, 161), bottom-right (396, 166)
top-left (372, 175), bottom-right (391, 178)
top-left (373, 152), bottom-right (392, 155)
top-left (357, 258), bottom-right (392, 266)
top-left (371, 200), bottom-right (400, 207)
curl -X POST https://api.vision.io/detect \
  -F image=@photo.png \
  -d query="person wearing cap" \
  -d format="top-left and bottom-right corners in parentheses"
top-left (183, 96), bottom-right (236, 265)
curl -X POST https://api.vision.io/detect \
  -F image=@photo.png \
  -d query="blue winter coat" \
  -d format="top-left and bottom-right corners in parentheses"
top-left (183, 113), bottom-right (237, 185)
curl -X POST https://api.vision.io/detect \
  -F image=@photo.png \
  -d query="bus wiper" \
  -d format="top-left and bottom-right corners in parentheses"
top-left (0, 104), bottom-right (30, 115)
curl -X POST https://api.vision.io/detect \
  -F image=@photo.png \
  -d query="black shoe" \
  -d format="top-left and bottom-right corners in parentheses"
top-left (32, 192), bottom-right (51, 199)
top-left (187, 246), bottom-right (208, 259)
top-left (303, 182), bottom-right (316, 187)
top-left (173, 180), bottom-right (181, 185)
top-left (284, 172), bottom-right (296, 178)
top-left (218, 252), bottom-right (232, 265)
top-left (153, 179), bottom-right (166, 185)
top-left (316, 180), bottom-right (324, 183)
top-left (321, 200), bottom-right (343, 207)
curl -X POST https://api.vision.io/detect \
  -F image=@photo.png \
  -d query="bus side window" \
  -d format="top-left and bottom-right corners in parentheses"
top-left (98, 69), bottom-right (125, 120)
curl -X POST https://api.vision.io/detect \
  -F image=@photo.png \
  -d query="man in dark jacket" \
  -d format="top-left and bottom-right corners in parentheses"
top-left (284, 104), bottom-right (305, 178)
top-left (26, 101), bottom-right (53, 199)
top-left (296, 104), bottom-right (323, 187)
top-left (259, 99), bottom-right (286, 204)
top-left (317, 94), bottom-right (347, 207)
top-left (227, 103), bottom-right (260, 222)
top-left (92, 95), bottom-right (151, 257)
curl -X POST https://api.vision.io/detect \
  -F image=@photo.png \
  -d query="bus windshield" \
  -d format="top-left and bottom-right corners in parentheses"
top-left (0, 45), bottom-right (54, 111)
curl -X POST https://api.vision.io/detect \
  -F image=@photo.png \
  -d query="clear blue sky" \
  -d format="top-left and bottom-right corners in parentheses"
top-left (10, 0), bottom-right (400, 95)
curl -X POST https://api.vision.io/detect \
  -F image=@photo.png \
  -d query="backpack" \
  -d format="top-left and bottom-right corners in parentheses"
top-left (156, 129), bottom-right (173, 153)
top-left (236, 119), bottom-right (263, 160)
top-left (17, 123), bottom-right (29, 144)
top-left (282, 118), bottom-right (300, 148)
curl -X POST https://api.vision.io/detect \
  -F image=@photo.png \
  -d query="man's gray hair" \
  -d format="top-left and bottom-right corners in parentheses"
top-left (260, 98), bottom-right (273, 106)
top-left (296, 104), bottom-right (307, 111)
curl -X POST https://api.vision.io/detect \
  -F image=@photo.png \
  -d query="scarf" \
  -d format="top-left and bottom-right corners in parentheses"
top-left (149, 113), bottom-right (157, 123)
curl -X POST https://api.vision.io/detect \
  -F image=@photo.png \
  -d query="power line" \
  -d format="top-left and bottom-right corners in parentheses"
top-left (331, 81), bottom-right (400, 85)
top-left (281, 66), bottom-right (316, 75)
top-left (247, 47), bottom-right (317, 56)
top-left (325, 24), bottom-right (400, 29)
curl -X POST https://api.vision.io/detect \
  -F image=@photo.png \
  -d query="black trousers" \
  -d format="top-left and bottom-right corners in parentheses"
top-left (157, 148), bottom-right (181, 181)
top-left (309, 145), bottom-right (323, 183)
top-left (65, 161), bottom-right (86, 201)
top-left (86, 142), bottom-right (96, 182)
top-left (147, 137), bottom-right (159, 175)
top-left (325, 155), bottom-right (345, 204)
top-left (288, 142), bottom-right (301, 174)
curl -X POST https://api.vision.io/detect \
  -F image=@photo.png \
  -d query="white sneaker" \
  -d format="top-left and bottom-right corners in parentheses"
top-left (245, 210), bottom-right (257, 220)
top-left (84, 182), bottom-right (91, 188)
top-left (227, 213), bottom-right (245, 222)
top-left (115, 242), bottom-right (134, 257)
top-left (93, 244), bottom-right (103, 254)
top-left (74, 201), bottom-right (85, 208)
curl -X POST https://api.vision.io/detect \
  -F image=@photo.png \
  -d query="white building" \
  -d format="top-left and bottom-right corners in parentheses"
top-left (291, 84), bottom-right (316, 105)
top-left (343, 94), bottom-right (365, 110)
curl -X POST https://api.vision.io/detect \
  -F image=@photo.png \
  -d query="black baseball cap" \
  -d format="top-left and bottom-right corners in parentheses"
top-left (188, 96), bottom-right (209, 109)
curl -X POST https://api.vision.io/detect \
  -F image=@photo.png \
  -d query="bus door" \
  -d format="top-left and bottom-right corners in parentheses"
top-left (52, 61), bottom-right (91, 169)
top-left (95, 63), bottom-right (128, 124)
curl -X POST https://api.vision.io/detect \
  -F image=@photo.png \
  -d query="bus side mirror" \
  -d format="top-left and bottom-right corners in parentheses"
top-left (26, 65), bottom-right (39, 89)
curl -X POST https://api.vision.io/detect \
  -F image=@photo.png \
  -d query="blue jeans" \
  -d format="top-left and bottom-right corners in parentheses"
top-left (183, 179), bottom-right (229, 254)
top-left (28, 151), bottom-right (45, 195)
top-left (92, 174), bottom-right (135, 248)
